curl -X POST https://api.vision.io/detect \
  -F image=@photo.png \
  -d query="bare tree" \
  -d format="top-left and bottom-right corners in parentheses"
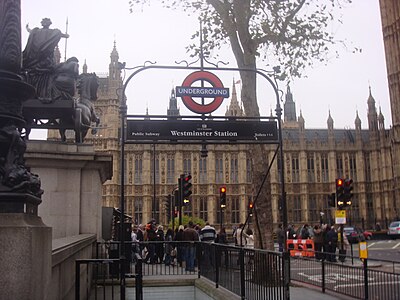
top-left (129, 0), bottom-right (350, 249)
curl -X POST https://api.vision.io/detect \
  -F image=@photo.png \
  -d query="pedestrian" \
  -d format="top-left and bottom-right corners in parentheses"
top-left (174, 225), bottom-right (185, 267)
top-left (216, 227), bottom-right (227, 244)
top-left (144, 222), bottom-right (157, 264)
top-left (131, 225), bottom-right (139, 257)
top-left (155, 225), bottom-right (165, 263)
top-left (234, 223), bottom-right (247, 247)
top-left (164, 228), bottom-right (174, 266)
top-left (326, 225), bottom-right (338, 262)
top-left (287, 224), bottom-right (296, 239)
top-left (136, 224), bottom-right (145, 257)
top-left (245, 228), bottom-right (254, 248)
top-left (276, 224), bottom-right (285, 252)
top-left (300, 224), bottom-right (310, 239)
top-left (200, 222), bottom-right (217, 267)
top-left (337, 227), bottom-right (350, 262)
top-left (245, 228), bottom-right (255, 266)
top-left (313, 224), bottom-right (323, 260)
top-left (216, 227), bottom-right (228, 268)
top-left (199, 222), bottom-right (217, 243)
top-left (182, 221), bottom-right (199, 272)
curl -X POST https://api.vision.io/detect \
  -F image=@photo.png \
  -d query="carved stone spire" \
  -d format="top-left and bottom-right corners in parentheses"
top-left (83, 59), bottom-right (87, 74)
top-left (225, 79), bottom-right (244, 117)
top-left (167, 88), bottom-right (180, 117)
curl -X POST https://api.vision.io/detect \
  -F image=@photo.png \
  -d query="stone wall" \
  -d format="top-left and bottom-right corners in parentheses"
top-left (25, 141), bottom-right (112, 239)
top-left (49, 234), bottom-right (96, 300)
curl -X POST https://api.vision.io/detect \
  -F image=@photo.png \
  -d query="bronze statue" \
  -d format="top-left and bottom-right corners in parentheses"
top-left (59, 73), bottom-right (100, 143)
top-left (22, 18), bottom-right (69, 100)
top-left (52, 56), bottom-right (79, 100)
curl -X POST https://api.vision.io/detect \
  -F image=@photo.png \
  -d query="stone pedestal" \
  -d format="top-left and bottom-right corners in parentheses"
top-left (0, 211), bottom-right (51, 300)
top-left (25, 141), bottom-right (113, 239)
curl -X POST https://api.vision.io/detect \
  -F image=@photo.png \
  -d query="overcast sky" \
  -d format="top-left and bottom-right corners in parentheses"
top-left (21, 0), bottom-right (390, 139)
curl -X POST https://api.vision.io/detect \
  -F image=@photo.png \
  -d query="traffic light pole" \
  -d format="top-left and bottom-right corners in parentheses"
top-left (340, 224), bottom-right (344, 252)
top-left (220, 203), bottom-right (223, 230)
top-left (178, 175), bottom-right (183, 226)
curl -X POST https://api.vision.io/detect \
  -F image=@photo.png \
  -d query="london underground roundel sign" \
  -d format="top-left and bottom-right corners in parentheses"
top-left (176, 71), bottom-right (230, 114)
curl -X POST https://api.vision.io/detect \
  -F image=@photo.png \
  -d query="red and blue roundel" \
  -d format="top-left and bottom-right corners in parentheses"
top-left (176, 71), bottom-right (229, 114)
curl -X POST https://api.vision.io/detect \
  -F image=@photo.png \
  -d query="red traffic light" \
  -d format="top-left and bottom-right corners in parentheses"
top-left (220, 186), bottom-right (226, 193)
top-left (249, 202), bottom-right (253, 209)
top-left (184, 175), bottom-right (192, 182)
top-left (336, 178), bottom-right (344, 186)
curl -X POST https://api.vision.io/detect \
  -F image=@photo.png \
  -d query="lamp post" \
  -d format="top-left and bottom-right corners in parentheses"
top-left (0, 2), bottom-right (51, 299)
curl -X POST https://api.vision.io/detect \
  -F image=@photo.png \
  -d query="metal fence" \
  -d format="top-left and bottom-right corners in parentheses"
top-left (199, 243), bottom-right (289, 299)
top-left (290, 251), bottom-right (400, 300)
top-left (198, 243), bottom-right (288, 300)
top-left (76, 242), bottom-right (400, 300)
top-left (76, 241), bottom-right (288, 300)
top-left (75, 258), bottom-right (121, 300)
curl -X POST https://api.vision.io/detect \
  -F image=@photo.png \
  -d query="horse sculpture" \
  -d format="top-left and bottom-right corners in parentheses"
top-left (59, 73), bottom-right (100, 143)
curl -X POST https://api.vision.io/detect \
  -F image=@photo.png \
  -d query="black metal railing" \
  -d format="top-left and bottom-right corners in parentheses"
top-left (77, 241), bottom-right (400, 300)
top-left (89, 241), bottom-right (288, 300)
top-left (96, 241), bottom-right (199, 277)
top-left (290, 250), bottom-right (400, 300)
top-left (75, 259), bottom-right (121, 300)
top-left (198, 243), bottom-right (287, 300)
top-left (75, 254), bottom-right (144, 300)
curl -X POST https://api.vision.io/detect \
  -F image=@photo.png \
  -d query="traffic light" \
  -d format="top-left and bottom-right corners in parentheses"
top-left (219, 186), bottom-right (226, 208)
top-left (343, 178), bottom-right (353, 207)
top-left (336, 178), bottom-right (345, 209)
top-left (328, 193), bottom-right (336, 207)
top-left (178, 174), bottom-right (192, 205)
top-left (182, 174), bottom-right (192, 199)
top-left (248, 201), bottom-right (254, 216)
top-left (165, 195), bottom-right (171, 212)
top-left (165, 195), bottom-right (172, 222)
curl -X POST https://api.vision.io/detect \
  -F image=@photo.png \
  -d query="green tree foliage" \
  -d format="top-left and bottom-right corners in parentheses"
top-left (170, 214), bottom-right (205, 228)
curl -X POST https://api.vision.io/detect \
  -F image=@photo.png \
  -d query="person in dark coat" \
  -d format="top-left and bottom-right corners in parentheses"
top-left (182, 221), bottom-right (199, 272)
top-left (155, 225), bottom-right (165, 263)
top-left (325, 225), bottom-right (338, 262)
top-left (164, 228), bottom-right (174, 266)
top-left (276, 224), bottom-right (285, 252)
top-left (313, 224), bottom-right (324, 260)
top-left (216, 227), bottom-right (228, 267)
top-left (144, 222), bottom-right (157, 264)
top-left (174, 225), bottom-right (185, 267)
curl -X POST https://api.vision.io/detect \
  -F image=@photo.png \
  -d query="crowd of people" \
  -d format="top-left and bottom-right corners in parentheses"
top-left (276, 223), bottom-right (350, 262)
top-left (128, 219), bottom-right (356, 269)
top-left (129, 220), bottom-right (247, 272)
top-left (127, 220), bottom-right (257, 271)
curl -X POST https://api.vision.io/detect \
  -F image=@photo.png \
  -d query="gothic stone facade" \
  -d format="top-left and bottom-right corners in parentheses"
top-left (68, 43), bottom-right (396, 230)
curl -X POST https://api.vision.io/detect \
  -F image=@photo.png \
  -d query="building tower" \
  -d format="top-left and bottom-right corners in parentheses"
top-left (225, 80), bottom-right (244, 117)
top-left (167, 88), bottom-right (180, 117)
top-left (379, 0), bottom-right (400, 218)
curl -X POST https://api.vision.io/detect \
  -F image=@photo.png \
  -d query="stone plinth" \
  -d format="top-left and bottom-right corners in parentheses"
top-left (24, 141), bottom-right (113, 240)
top-left (0, 213), bottom-right (51, 300)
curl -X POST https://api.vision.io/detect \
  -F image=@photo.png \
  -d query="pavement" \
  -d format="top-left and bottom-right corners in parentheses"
top-left (290, 283), bottom-right (357, 300)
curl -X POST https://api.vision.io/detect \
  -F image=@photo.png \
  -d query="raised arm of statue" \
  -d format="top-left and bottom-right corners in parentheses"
top-left (25, 23), bottom-right (31, 33)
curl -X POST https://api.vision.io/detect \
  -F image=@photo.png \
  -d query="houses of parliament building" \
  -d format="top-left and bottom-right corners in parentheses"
top-left (49, 1), bottom-right (400, 230)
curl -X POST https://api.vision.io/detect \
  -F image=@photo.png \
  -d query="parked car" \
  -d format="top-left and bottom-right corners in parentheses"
top-left (343, 227), bottom-right (366, 243)
top-left (388, 221), bottom-right (400, 239)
